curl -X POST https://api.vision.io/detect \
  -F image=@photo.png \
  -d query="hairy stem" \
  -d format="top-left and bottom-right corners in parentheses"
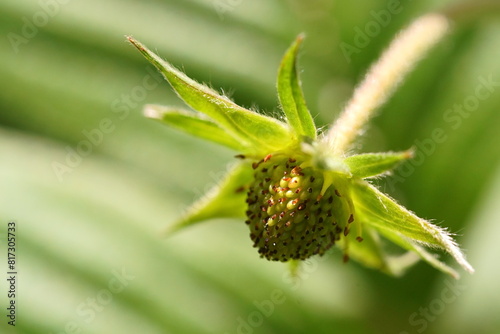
top-left (324, 13), bottom-right (450, 154)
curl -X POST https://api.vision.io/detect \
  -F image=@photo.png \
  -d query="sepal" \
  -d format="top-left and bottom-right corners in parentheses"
top-left (166, 163), bottom-right (253, 234)
top-left (350, 179), bottom-right (474, 277)
top-left (344, 150), bottom-right (413, 179)
top-left (128, 36), bottom-right (294, 154)
top-left (144, 104), bottom-right (247, 151)
top-left (338, 226), bottom-right (420, 277)
top-left (277, 34), bottom-right (316, 139)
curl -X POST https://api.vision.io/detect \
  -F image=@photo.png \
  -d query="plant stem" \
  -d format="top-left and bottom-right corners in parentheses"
top-left (324, 13), bottom-right (450, 154)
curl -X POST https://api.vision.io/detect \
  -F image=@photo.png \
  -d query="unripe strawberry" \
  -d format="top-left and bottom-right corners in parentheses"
top-left (245, 154), bottom-right (355, 261)
top-left (131, 31), bottom-right (475, 277)
top-left (131, 29), bottom-right (476, 277)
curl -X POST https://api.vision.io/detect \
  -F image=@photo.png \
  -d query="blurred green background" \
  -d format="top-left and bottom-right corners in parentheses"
top-left (1, 0), bottom-right (500, 333)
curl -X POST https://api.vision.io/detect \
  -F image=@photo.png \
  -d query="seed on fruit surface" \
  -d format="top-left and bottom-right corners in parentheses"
top-left (246, 154), bottom-right (356, 261)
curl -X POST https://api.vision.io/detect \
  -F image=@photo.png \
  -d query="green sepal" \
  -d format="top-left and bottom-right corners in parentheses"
top-left (277, 34), bottom-right (316, 139)
top-left (144, 104), bottom-right (247, 151)
top-left (378, 228), bottom-right (460, 278)
top-left (128, 37), bottom-right (294, 154)
top-left (166, 162), bottom-right (253, 234)
top-left (338, 226), bottom-right (389, 272)
top-left (338, 226), bottom-right (420, 277)
top-left (351, 180), bottom-right (474, 275)
top-left (344, 150), bottom-right (413, 179)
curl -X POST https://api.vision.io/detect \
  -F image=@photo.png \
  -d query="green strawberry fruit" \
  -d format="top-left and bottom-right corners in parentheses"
top-left (246, 154), bottom-right (357, 261)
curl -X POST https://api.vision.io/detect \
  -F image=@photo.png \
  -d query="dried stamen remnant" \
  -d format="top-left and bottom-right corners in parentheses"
top-left (246, 154), bottom-right (356, 261)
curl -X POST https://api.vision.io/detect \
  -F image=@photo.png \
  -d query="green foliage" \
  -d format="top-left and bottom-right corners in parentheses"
top-left (128, 37), bottom-right (294, 155)
top-left (144, 105), bottom-right (248, 151)
top-left (277, 34), bottom-right (317, 139)
top-left (344, 150), bottom-right (413, 179)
